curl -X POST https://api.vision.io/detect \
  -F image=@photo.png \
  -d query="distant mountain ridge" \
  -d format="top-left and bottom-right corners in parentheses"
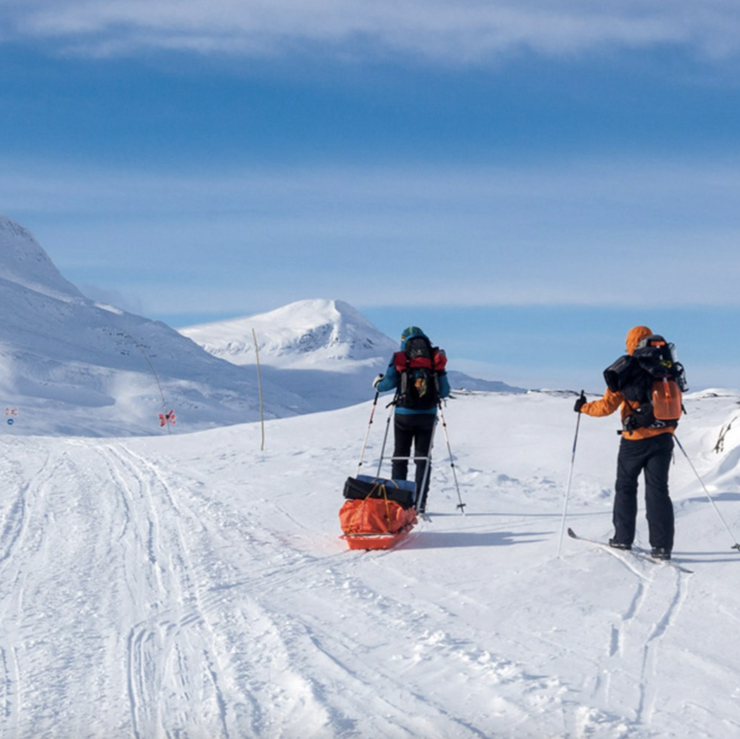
top-left (181, 299), bottom-right (526, 399)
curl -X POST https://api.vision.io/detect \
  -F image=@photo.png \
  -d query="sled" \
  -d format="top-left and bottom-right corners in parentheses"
top-left (341, 524), bottom-right (416, 551)
top-left (339, 477), bottom-right (418, 551)
top-left (340, 394), bottom-right (443, 551)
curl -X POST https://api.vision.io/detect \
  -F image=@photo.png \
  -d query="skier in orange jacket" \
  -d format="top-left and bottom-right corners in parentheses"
top-left (575, 326), bottom-right (676, 560)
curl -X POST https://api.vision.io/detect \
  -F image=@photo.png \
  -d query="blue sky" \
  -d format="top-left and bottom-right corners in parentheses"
top-left (3, 1), bottom-right (740, 390)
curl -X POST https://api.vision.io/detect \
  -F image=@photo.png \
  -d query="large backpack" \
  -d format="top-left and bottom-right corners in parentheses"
top-left (392, 335), bottom-right (447, 410)
top-left (603, 335), bottom-right (688, 430)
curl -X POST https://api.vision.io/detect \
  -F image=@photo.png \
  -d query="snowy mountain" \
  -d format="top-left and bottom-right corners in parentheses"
top-left (0, 218), bottom-right (83, 300)
top-left (0, 214), bottom-right (311, 436)
top-left (2, 387), bottom-right (740, 738)
top-left (0, 215), bottom-right (520, 437)
top-left (181, 298), bottom-right (525, 408)
top-left (182, 299), bottom-right (397, 368)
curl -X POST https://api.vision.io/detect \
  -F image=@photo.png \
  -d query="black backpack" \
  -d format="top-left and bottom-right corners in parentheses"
top-left (603, 335), bottom-right (688, 430)
top-left (392, 336), bottom-right (447, 411)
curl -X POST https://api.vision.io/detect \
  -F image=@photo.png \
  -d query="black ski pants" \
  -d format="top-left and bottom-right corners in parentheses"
top-left (391, 413), bottom-right (437, 511)
top-left (613, 432), bottom-right (675, 550)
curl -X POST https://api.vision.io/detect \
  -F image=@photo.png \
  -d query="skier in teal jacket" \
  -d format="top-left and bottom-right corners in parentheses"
top-left (373, 326), bottom-right (450, 513)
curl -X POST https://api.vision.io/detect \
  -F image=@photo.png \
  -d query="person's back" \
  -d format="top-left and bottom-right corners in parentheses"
top-left (575, 325), bottom-right (684, 559)
top-left (373, 326), bottom-right (450, 512)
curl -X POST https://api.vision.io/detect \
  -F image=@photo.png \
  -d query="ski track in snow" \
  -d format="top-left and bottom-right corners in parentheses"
top-left (1, 392), bottom-right (740, 738)
top-left (0, 434), bottom-right (571, 738)
top-left (582, 553), bottom-right (693, 736)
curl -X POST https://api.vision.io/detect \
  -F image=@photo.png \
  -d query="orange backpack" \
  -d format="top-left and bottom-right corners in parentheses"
top-left (652, 376), bottom-right (683, 422)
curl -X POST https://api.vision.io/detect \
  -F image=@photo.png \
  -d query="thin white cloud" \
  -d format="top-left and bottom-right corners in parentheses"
top-left (4, 0), bottom-right (740, 62)
top-left (3, 156), bottom-right (740, 313)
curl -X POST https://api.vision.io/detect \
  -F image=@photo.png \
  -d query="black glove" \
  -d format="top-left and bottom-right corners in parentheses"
top-left (372, 374), bottom-right (384, 390)
top-left (574, 393), bottom-right (586, 413)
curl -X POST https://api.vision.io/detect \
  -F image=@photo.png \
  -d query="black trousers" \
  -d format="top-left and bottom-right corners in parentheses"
top-left (614, 432), bottom-right (675, 550)
top-left (391, 413), bottom-right (437, 510)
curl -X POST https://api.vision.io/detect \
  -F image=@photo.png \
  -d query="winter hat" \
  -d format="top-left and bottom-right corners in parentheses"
top-left (401, 326), bottom-right (425, 342)
top-left (625, 325), bottom-right (653, 356)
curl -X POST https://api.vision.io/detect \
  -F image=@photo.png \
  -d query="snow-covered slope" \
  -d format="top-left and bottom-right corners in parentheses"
top-left (181, 299), bottom-right (525, 409)
top-left (0, 217), bottom-right (83, 300)
top-left (1, 389), bottom-right (739, 738)
top-left (0, 214), bottom-right (310, 436)
top-left (1, 216), bottom-right (519, 437)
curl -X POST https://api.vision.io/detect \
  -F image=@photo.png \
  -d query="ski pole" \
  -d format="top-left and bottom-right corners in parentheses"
top-left (558, 391), bottom-right (584, 557)
top-left (414, 416), bottom-right (438, 512)
top-left (438, 403), bottom-right (466, 514)
top-left (674, 435), bottom-right (740, 551)
top-left (376, 402), bottom-right (395, 478)
top-left (356, 391), bottom-right (380, 476)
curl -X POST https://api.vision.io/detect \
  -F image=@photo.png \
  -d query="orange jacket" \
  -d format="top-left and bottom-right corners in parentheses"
top-left (580, 325), bottom-right (675, 441)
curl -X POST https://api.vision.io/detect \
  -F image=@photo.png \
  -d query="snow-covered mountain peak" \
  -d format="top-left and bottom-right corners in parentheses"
top-left (0, 214), bottom-right (82, 300)
top-left (182, 298), bottom-right (526, 402)
top-left (181, 298), bottom-right (398, 369)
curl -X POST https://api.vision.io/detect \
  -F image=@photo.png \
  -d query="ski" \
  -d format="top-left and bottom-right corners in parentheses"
top-left (567, 528), bottom-right (693, 574)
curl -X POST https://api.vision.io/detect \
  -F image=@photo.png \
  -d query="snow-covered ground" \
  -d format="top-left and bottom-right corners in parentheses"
top-left (2, 388), bottom-right (739, 739)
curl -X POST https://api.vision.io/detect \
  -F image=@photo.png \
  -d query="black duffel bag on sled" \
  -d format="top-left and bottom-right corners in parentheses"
top-left (342, 475), bottom-right (416, 509)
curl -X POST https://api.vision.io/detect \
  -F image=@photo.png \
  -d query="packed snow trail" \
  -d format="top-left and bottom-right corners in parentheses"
top-left (1, 391), bottom-right (740, 738)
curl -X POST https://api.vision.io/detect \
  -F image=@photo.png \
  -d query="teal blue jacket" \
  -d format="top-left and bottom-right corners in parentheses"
top-left (375, 330), bottom-right (451, 415)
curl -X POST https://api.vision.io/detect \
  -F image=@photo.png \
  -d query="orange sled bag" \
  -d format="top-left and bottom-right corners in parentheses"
top-left (339, 478), bottom-right (417, 550)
